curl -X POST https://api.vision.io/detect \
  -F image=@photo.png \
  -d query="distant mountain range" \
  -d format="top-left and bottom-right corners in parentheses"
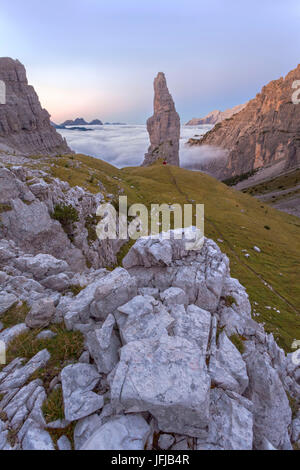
top-left (51, 118), bottom-right (127, 129)
top-left (59, 118), bottom-right (103, 127)
top-left (186, 103), bottom-right (247, 126)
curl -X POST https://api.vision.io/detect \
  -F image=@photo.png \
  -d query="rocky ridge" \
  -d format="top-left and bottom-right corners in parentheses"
top-left (186, 103), bottom-right (247, 126)
top-left (189, 64), bottom-right (300, 179)
top-left (60, 118), bottom-right (103, 127)
top-left (0, 227), bottom-right (299, 450)
top-left (0, 58), bottom-right (70, 156)
top-left (143, 73), bottom-right (180, 167)
top-left (0, 163), bottom-right (123, 271)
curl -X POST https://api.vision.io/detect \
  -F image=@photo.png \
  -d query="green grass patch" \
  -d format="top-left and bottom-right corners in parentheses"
top-left (116, 239), bottom-right (135, 267)
top-left (1, 324), bottom-right (84, 389)
top-left (47, 422), bottom-right (76, 450)
top-left (0, 302), bottom-right (30, 329)
top-left (0, 203), bottom-right (12, 213)
top-left (51, 203), bottom-right (79, 242)
top-left (242, 169), bottom-right (300, 196)
top-left (63, 284), bottom-right (86, 296)
top-left (51, 203), bottom-right (79, 226)
top-left (223, 295), bottom-right (237, 307)
top-left (230, 334), bottom-right (245, 354)
top-left (43, 387), bottom-right (76, 448)
top-left (42, 387), bottom-right (64, 423)
top-left (222, 169), bottom-right (258, 187)
top-left (85, 214), bottom-right (101, 244)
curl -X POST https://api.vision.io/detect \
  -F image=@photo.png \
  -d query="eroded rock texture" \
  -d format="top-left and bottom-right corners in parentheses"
top-left (143, 72), bottom-right (180, 166)
top-left (190, 64), bottom-right (300, 178)
top-left (0, 58), bottom-right (70, 155)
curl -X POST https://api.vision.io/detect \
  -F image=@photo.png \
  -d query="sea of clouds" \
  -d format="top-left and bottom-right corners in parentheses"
top-left (58, 124), bottom-right (223, 169)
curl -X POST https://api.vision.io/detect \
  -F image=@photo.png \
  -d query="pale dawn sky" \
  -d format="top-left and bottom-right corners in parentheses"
top-left (0, 0), bottom-right (299, 124)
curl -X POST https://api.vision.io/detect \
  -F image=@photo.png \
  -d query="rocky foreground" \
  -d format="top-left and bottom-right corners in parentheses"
top-left (0, 164), bottom-right (299, 450)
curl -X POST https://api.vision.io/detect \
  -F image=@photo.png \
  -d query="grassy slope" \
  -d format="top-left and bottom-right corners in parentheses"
top-left (241, 168), bottom-right (300, 196)
top-left (23, 154), bottom-right (300, 351)
top-left (241, 168), bottom-right (300, 205)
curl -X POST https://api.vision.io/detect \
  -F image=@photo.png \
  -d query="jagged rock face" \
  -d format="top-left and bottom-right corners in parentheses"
top-left (143, 72), bottom-right (180, 166)
top-left (186, 103), bottom-right (247, 126)
top-left (0, 58), bottom-right (70, 155)
top-left (190, 64), bottom-right (300, 178)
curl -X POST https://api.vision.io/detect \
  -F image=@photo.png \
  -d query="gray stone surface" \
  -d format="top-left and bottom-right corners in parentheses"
top-left (0, 349), bottom-right (50, 392)
top-left (26, 298), bottom-right (56, 329)
top-left (36, 330), bottom-right (57, 340)
top-left (21, 419), bottom-right (55, 450)
top-left (158, 433), bottom-right (175, 450)
top-left (57, 435), bottom-right (72, 451)
top-left (86, 314), bottom-right (121, 374)
top-left (209, 332), bottom-right (249, 394)
top-left (118, 295), bottom-right (173, 344)
top-left (197, 389), bottom-right (253, 450)
top-left (111, 335), bottom-right (211, 437)
top-left (90, 268), bottom-right (137, 320)
top-left (81, 414), bottom-right (151, 450)
top-left (74, 413), bottom-right (103, 450)
top-left (0, 322), bottom-right (28, 346)
top-left (0, 292), bottom-right (17, 315)
top-left (61, 364), bottom-right (104, 421)
top-left (245, 350), bottom-right (292, 450)
top-left (160, 287), bottom-right (187, 307)
top-left (171, 304), bottom-right (211, 355)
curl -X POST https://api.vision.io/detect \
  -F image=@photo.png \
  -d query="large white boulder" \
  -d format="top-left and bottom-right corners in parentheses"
top-left (111, 335), bottom-right (211, 438)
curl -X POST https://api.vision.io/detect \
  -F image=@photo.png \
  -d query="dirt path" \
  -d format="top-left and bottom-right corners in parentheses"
top-left (166, 166), bottom-right (300, 315)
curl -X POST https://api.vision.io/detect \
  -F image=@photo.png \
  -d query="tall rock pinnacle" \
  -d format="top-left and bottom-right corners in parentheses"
top-left (142, 72), bottom-right (180, 166)
top-left (0, 57), bottom-right (70, 155)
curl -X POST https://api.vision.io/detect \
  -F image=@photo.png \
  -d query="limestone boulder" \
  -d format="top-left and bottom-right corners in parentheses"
top-left (111, 335), bottom-right (211, 438)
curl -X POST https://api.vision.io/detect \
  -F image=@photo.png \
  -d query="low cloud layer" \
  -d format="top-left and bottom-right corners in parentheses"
top-left (58, 124), bottom-right (226, 171)
top-left (180, 144), bottom-right (229, 172)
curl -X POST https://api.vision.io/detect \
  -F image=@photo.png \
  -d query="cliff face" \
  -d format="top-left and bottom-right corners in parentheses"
top-left (143, 72), bottom-right (180, 166)
top-left (190, 64), bottom-right (300, 178)
top-left (186, 103), bottom-right (247, 126)
top-left (0, 58), bottom-right (70, 155)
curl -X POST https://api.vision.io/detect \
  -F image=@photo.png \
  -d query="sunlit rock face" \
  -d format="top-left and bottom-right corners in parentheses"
top-left (143, 72), bottom-right (180, 167)
top-left (189, 64), bottom-right (300, 179)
